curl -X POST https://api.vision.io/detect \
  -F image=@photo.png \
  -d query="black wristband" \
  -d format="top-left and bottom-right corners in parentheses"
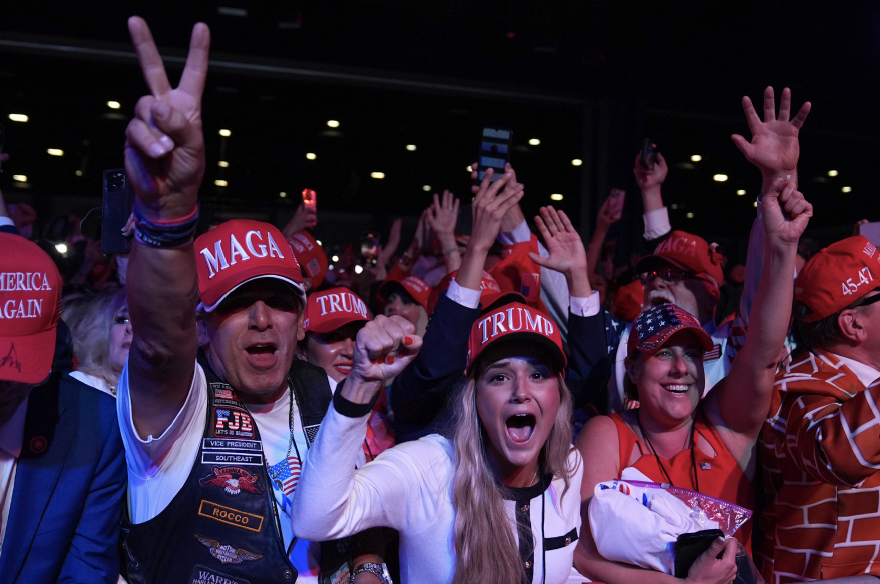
top-left (332, 380), bottom-right (380, 418)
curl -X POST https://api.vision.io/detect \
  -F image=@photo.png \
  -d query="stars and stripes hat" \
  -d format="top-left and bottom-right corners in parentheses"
top-left (795, 236), bottom-right (880, 323)
top-left (627, 304), bottom-right (714, 357)
top-left (0, 233), bottom-right (63, 384)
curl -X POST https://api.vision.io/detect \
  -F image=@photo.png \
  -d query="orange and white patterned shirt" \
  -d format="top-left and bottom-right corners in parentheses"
top-left (758, 348), bottom-right (880, 582)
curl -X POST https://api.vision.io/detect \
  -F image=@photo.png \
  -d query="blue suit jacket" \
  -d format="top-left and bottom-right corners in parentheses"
top-left (0, 372), bottom-right (126, 584)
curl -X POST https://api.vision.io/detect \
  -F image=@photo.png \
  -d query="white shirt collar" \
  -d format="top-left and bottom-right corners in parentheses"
top-left (831, 353), bottom-right (880, 387)
top-left (0, 396), bottom-right (29, 459)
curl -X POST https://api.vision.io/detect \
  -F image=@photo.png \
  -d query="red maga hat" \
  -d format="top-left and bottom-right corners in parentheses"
top-left (636, 230), bottom-right (725, 287)
top-left (466, 302), bottom-right (566, 375)
top-left (627, 304), bottom-right (714, 358)
top-left (287, 231), bottom-right (329, 289)
top-left (377, 274), bottom-right (431, 311)
top-left (194, 219), bottom-right (305, 312)
top-left (0, 233), bottom-right (63, 384)
top-left (795, 236), bottom-right (880, 323)
top-left (426, 269), bottom-right (524, 315)
top-left (304, 287), bottom-right (371, 334)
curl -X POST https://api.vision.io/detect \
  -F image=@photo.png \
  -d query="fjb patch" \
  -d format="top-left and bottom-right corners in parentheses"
top-left (189, 563), bottom-right (251, 584)
top-left (201, 466), bottom-right (263, 496)
top-left (195, 534), bottom-right (263, 565)
top-left (213, 407), bottom-right (255, 439)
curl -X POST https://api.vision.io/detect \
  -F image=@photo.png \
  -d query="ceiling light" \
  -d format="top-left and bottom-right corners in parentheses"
top-left (316, 240), bottom-right (322, 246)
top-left (218, 160), bottom-right (229, 168)
top-left (466, 165), bottom-right (473, 173)
top-left (691, 155), bottom-right (702, 162)
top-left (713, 174), bottom-right (728, 182)
top-left (55, 243), bottom-right (68, 254)
top-left (528, 138), bottom-right (541, 146)
top-left (671, 204), bottom-right (679, 210)
top-left (217, 6), bottom-right (247, 17)
top-left (107, 101), bottom-right (121, 109)
top-left (371, 172), bottom-right (385, 179)
top-left (736, 189), bottom-right (746, 196)
top-left (406, 144), bottom-right (417, 151)
top-left (75, 170), bottom-right (83, 177)
top-left (219, 129), bottom-right (231, 137)
top-left (571, 159), bottom-right (583, 166)
top-left (422, 185), bottom-right (431, 192)
top-left (354, 265), bottom-right (364, 275)
top-left (306, 153), bottom-right (316, 160)
top-left (8, 114), bottom-right (28, 122)
top-left (214, 179), bottom-right (228, 187)
top-left (842, 186), bottom-right (852, 193)
top-left (550, 194), bottom-right (563, 201)
top-left (332, 255), bottom-right (340, 262)
top-left (686, 212), bottom-right (695, 218)
top-left (12, 175), bottom-right (27, 182)
top-left (753, 201), bottom-right (758, 208)
top-left (279, 192), bottom-right (287, 198)
top-left (326, 120), bottom-right (340, 128)
top-left (828, 170), bottom-right (838, 177)
top-left (47, 149), bottom-right (63, 156)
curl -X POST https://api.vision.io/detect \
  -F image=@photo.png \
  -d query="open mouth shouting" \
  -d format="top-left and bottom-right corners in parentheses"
top-left (506, 413), bottom-right (536, 443)
top-left (245, 342), bottom-right (278, 368)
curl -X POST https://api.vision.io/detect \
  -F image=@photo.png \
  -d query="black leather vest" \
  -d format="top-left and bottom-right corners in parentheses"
top-left (122, 350), bottom-right (340, 584)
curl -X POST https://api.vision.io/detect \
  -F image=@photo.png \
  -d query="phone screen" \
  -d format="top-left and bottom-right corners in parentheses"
top-left (102, 169), bottom-right (135, 255)
top-left (302, 188), bottom-right (317, 210)
top-left (361, 231), bottom-right (380, 260)
top-left (478, 128), bottom-right (512, 183)
top-left (641, 138), bottom-right (656, 170)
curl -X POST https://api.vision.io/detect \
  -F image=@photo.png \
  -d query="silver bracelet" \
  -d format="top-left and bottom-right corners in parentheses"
top-left (351, 562), bottom-right (392, 584)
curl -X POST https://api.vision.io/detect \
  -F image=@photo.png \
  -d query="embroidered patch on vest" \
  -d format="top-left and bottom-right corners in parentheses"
top-left (201, 451), bottom-right (264, 467)
top-left (213, 407), bottom-right (255, 439)
top-left (195, 534), bottom-right (263, 565)
top-left (200, 466), bottom-right (264, 496)
top-left (189, 563), bottom-right (251, 584)
top-left (198, 500), bottom-right (264, 533)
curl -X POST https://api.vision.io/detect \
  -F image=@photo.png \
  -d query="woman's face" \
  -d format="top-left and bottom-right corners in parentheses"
top-left (383, 292), bottom-right (422, 326)
top-left (302, 322), bottom-right (364, 383)
top-left (628, 334), bottom-right (704, 427)
top-left (108, 302), bottom-right (132, 374)
top-left (475, 355), bottom-right (560, 481)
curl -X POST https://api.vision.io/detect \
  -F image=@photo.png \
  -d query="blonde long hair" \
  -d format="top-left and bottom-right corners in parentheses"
top-left (451, 371), bottom-right (575, 584)
top-left (71, 288), bottom-right (127, 394)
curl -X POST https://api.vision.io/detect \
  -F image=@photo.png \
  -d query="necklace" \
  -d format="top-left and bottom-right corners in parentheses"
top-left (265, 379), bottom-right (300, 491)
top-left (636, 412), bottom-right (700, 492)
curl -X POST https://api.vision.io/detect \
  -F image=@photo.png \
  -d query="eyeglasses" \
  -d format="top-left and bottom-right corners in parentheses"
top-left (639, 268), bottom-right (695, 285)
top-left (114, 315), bottom-right (130, 325)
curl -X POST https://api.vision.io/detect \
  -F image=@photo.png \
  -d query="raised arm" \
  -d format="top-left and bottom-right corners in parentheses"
top-left (123, 17), bottom-right (209, 439)
top-left (425, 190), bottom-right (462, 273)
top-left (708, 178), bottom-right (811, 442)
top-left (633, 147), bottom-right (668, 214)
top-left (586, 196), bottom-right (622, 276)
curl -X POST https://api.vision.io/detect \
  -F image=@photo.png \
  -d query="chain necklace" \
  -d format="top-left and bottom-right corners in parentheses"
top-left (636, 412), bottom-right (700, 493)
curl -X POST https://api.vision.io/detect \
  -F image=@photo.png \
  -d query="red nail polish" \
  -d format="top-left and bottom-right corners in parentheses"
top-left (404, 336), bottom-right (413, 346)
top-left (385, 356), bottom-right (395, 365)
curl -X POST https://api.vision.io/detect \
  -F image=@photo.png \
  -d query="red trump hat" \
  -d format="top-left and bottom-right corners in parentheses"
top-left (795, 236), bottom-right (880, 323)
top-left (0, 233), bottom-right (63, 384)
top-left (636, 230), bottom-right (725, 287)
top-left (378, 274), bottom-right (431, 311)
top-left (466, 302), bottom-right (566, 375)
top-left (426, 269), bottom-right (524, 315)
top-left (194, 219), bottom-right (305, 312)
top-left (287, 231), bottom-right (329, 289)
top-left (304, 287), bottom-right (371, 334)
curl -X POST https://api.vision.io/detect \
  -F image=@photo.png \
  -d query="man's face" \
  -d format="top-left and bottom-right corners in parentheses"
top-left (199, 279), bottom-right (305, 404)
top-left (640, 261), bottom-right (718, 321)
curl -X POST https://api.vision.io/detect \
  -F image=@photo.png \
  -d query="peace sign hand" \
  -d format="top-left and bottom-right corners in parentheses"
top-left (124, 17), bottom-right (210, 221)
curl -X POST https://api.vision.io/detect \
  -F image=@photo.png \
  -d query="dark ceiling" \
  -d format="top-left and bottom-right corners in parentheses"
top-left (1, 1), bottom-right (878, 256)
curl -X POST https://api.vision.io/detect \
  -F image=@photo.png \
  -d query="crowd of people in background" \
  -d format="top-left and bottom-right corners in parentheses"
top-left (2, 16), bottom-right (880, 584)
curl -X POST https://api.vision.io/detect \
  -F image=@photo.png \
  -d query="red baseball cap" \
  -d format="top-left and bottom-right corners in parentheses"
top-left (194, 219), bottom-right (305, 312)
top-left (611, 279), bottom-right (645, 323)
top-left (636, 230), bottom-right (726, 287)
top-left (627, 304), bottom-right (714, 357)
top-left (304, 287), bottom-right (372, 334)
top-left (426, 270), bottom-right (524, 315)
top-left (0, 233), bottom-right (63, 384)
top-left (287, 231), bottom-right (329, 289)
top-left (466, 302), bottom-right (566, 375)
top-left (378, 274), bottom-right (431, 311)
top-left (795, 236), bottom-right (880, 323)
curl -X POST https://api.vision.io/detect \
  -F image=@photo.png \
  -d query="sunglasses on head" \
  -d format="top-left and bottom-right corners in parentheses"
top-left (639, 268), bottom-right (695, 285)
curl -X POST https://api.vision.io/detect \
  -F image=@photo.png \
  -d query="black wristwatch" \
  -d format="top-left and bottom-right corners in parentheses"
top-left (350, 562), bottom-right (392, 584)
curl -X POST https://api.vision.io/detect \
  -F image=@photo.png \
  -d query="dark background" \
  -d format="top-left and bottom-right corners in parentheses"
top-left (2, 1), bottom-right (878, 264)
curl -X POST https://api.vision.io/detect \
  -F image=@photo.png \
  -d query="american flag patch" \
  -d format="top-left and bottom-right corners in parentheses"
top-left (267, 456), bottom-right (302, 496)
top-left (521, 273), bottom-right (540, 299)
top-left (703, 344), bottom-right (722, 361)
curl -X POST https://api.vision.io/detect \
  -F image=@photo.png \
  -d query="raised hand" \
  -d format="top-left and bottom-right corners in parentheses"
top-left (470, 162), bottom-right (526, 232)
top-left (282, 203), bottom-right (318, 238)
top-left (426, 190), bottom-right (460, 237)
top-left (469, 168), bottom-right (525, 252)
top-left (528, 206), bottom-right (591, 298)
top-left (761, 178), bottom-right (813, 248)
top-left (344, 316), bottom-right (423, 403)
top-left (596, 196), bottom-right (622, 232)
top-left (633, 148), bottom-right (668, 191)
top-left (731, 87), bottom-right (810, 181)
top-left (124, 17), bottom-right (210, 221)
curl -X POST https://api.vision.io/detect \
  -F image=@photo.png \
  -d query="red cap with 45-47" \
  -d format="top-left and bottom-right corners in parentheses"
top-left (0, 233), bottom-right (63, 384)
